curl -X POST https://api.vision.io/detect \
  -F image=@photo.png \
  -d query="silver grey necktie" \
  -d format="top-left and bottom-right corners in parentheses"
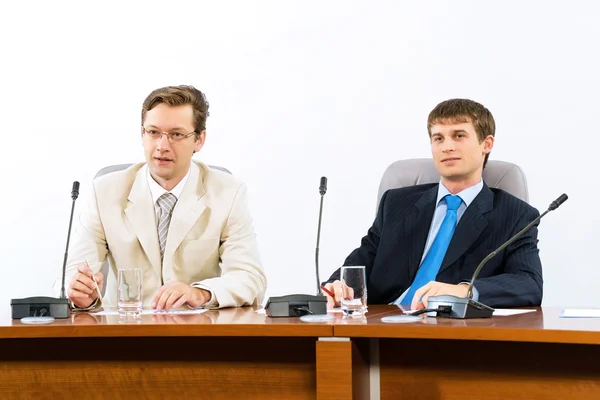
top-left (156, 193), bottom-right (177, 262)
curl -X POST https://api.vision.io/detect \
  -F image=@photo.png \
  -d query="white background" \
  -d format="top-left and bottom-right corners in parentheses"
top-left (0, 1), bottom-right (597, 308)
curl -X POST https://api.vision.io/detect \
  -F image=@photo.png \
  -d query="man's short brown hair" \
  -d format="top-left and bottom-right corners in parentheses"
top-left (428, 99), bottom-right (495, 167)
top-left (141, 85), bottom-right (210, 138)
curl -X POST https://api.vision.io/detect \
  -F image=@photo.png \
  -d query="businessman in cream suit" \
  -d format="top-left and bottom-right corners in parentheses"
top-left (63, 85), bottom-right (266, 310)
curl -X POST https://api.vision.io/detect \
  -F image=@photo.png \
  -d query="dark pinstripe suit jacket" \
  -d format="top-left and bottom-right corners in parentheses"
top-left (327, 183), bottom-right (543, 308)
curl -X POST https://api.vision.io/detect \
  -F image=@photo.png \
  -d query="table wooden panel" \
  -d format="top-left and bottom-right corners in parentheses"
top-left (379, 338), bottom-right (600, 400)
top-left (0, 306), bottom-right (333, 399)
top-left (8, 304), bottom-right (600, 399)
top-left (335, 306), bottom-right (600, 400)
top-left (316, 339), bottom-right (370, 400)
top-left (0, 336), bottom-right (317, 400)
top-left (1, 306), bottom-right (332, 338)
top-left (335, 306), bottom-right (600, 344)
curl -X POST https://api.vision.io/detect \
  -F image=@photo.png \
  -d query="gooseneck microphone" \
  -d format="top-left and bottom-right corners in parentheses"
top-left (315, 177), bottom-right (327, 295)
top-left (60, 181), bottom-right (80, 299)
top-left (465, 193), bottom-right (568, 300)
top-left (426, 193), bottom-right (569, 319)
top-left (264, 177), bottom-right (329, 317)
top-left (10, 181), bottom-right (81, 320)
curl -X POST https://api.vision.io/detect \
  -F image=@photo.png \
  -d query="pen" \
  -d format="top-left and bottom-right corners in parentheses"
top-left (84, 257), bottom-right (102, 300)
top-left (90, 272), bottom-right (102, 300)
top-left (321, 285), bottom-right (335, 298)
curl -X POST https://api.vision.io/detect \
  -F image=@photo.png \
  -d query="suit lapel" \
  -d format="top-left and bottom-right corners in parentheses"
top-left (405, 185), bottom-right (438, 279)
top-left (439, 183), bottom-right (494, 274)
top-left (163, 162), bottom-right (207, 268)
top-left (124, 169), bottom-right (162, 275)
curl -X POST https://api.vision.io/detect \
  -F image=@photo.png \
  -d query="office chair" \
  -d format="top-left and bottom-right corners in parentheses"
top-left (376, 158), bottom-right (528, 209)
top-left (95, 163), bottom-right (231, 178)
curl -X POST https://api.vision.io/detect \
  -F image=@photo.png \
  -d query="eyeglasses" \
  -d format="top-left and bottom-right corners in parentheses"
top-left (142, 127), bottom-right (197, 142)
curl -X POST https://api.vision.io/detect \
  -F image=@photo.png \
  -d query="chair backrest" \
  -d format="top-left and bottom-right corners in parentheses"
top-left (94, 163), bottom-right (231, 179)
top-left (377, 158), bottom-right (529, 209)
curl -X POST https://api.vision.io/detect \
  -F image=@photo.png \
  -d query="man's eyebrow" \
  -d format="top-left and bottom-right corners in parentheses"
top-left (144, 124), bottom-right (188, 131)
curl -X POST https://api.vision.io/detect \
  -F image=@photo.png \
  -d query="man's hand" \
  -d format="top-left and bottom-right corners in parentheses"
top-left (67, 263), bottom-right (104, 309)
top-left (410, 281), bottom-right (469, 310)
top-left (322, 280), bottom-right (355, 309)
top-left (322, 280), bottom-right (342, 308)
top-left (152, 281), bottom-right (210, 311)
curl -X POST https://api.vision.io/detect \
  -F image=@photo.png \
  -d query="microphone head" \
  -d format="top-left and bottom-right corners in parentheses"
top-left (319, 176), bottom-right (327, 195)
top-left (549, 193), bottom-right (568, 211)
top-left (71, 181), bottom-right (80, 200)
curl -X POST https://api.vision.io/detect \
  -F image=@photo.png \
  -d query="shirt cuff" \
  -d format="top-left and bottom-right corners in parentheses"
top-left (470, 285), bottom-right (479, 301)
top-left (191, 283), bottom-right (218, 308)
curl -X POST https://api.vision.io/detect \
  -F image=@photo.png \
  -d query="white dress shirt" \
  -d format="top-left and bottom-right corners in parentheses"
top-left (394, 180), bottom-right (483, 305)
top-left (145, 165), bottom-right (217, 307)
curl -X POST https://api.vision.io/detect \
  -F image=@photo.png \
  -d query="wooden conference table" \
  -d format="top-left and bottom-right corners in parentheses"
top-left (1, 305), bottom-right (600, 399)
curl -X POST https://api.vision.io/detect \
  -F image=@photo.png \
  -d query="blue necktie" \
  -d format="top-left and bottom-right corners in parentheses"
top-left (401, 194), bottom-right (462, 305)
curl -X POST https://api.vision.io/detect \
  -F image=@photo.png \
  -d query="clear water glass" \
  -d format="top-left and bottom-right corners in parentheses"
top-left (340, 266), bottom-right (367, 317)
top-left (117, 268), bottom-right (143, 316)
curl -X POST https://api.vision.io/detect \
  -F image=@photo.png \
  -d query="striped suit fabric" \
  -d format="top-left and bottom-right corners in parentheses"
top-left (326, 183), bottom-right (543, 308)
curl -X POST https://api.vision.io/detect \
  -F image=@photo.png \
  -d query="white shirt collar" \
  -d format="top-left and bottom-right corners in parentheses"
top-left (436, 179), bottom-right (484, 207)
top-left (145, 164), bottom-right (191, 204)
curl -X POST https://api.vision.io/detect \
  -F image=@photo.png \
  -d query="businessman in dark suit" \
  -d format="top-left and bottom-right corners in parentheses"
top-left (323, 99), bottom-right (542, 310)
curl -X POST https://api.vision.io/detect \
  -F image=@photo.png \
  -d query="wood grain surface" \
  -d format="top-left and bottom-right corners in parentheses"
top-left (1, 306), bottom-right (332, 338)
top-left (335, 306), bottom-right (600, 345)
top-left (0, 337), bottom-right (317, 399)
top-left (379, 338), bottom-right (600, 400)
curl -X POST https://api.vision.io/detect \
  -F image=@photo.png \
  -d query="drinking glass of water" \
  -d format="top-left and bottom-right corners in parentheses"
top-left (340, 266), bottom-right (367, 317)
top-left (118, 268), bottom-right (142, 316)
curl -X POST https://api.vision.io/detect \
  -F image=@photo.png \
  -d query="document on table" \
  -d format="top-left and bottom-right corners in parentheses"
top-left (402, 308), bottom-right (536, 316)
top-left (492, 309), bottom-right (537, 316)
top-left (94, 309), bottom-right (209, 316)
top-left (256, 308), bottom-right (344, 314)
top-left (258, 307), bottom-right (534, 316)
top-left (561, 309), bottom-right (600, 318)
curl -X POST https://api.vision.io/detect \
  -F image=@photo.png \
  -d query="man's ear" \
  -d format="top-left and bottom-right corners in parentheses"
top-left (483, 135), bottom-right (495, 154)
top-left (194, 130), bottom-right (207, 153)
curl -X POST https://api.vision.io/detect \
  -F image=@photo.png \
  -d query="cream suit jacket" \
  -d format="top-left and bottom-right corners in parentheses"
top-left (61, 161), bottom-right (266, 308)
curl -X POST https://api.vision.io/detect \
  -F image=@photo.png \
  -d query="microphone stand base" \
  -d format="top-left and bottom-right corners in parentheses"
top-left (426, 295), bottom-right (494, 319)
top-left (11, 296), bottom-right (71, 319)
top-left (265, 294), bottom-right (327, 317)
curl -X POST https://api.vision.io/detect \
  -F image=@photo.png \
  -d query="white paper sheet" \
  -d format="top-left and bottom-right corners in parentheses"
top-left (561, 309), bottom-right (600, 318)
top-left (255, 308), bottom-right (343, 314)
top-left (402, 308), bottom-right (536, 316)
top-left (492, 309), bottom-right (537, 316)
top-left (94, 309), bottom-right (209, 316)
top-left (257, 307), bottom-right (535, 317)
